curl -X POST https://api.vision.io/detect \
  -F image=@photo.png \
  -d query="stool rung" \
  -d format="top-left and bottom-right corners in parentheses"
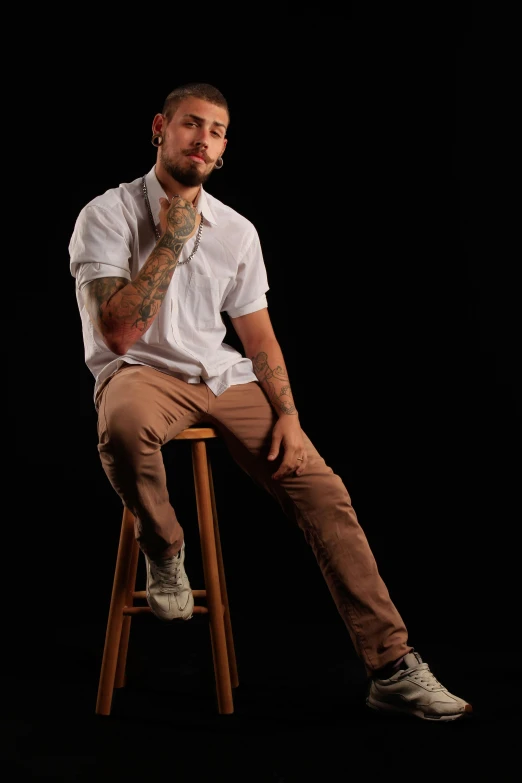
top-left (123, 605), bottom-right (209, 616)
top-left (133, 589), bottom-right (206, 599)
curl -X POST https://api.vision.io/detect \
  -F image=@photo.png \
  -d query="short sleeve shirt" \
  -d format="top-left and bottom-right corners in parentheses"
top-left (69, 166), bottom-right (270, 401)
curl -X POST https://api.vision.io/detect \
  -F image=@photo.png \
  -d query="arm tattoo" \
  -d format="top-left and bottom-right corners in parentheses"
top-left (116, 207), bottom-right (195, 331)
top-left (93, 232), bottom-right (187, 334)
top-left (87, 204), bottom-right (196, 345)
top-left (128, 244), bottom-right (179, 330)
top-left (90, 277), bottom-right (129, 330)
top-left (252, 351), bottom-right (297, 415)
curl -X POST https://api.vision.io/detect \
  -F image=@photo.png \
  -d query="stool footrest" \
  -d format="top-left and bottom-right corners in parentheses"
top-left (123, 605), bottom-right (209, 616)
top-left (133, 589), bottom-right (206, 600)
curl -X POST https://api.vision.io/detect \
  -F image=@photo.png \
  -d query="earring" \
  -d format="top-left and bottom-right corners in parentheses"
top-left (151, 133), bottom-right (163, 148)
top-left (214, 156), bottom-right (224, 169)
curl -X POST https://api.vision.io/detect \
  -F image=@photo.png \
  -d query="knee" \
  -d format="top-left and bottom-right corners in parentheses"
top-left (99, 401), bottom-right (163, 455)
top-left (307, 472), bottom-right (353, 512)
top-left (287, 471), bottom-right (354, 528)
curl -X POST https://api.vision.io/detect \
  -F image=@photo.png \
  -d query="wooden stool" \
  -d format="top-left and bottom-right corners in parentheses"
top-left (95, 426), bottom-right (239, 716)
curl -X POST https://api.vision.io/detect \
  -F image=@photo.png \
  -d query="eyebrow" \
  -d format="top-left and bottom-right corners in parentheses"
top-left (182, 113), bottom-right (227, 130)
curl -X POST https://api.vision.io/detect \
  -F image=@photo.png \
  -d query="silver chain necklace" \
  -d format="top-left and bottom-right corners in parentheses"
top-left (142, 176), bottom-right (203, 266)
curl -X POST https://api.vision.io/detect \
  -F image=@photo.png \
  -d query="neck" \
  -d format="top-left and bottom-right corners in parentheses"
top-left (154, 165), bottom-right (200, 206)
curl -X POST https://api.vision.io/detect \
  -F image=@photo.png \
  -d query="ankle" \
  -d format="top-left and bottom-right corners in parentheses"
top-left (161, 544), bottom-right (182, 560)
top-left (372, 655), bottom-right (406, 680)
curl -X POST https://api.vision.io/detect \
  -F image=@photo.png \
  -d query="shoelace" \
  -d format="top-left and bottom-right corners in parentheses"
top-left (151, 556), bottom-right (184, 594)
top-left (398, 662), bottom-right (444, 691)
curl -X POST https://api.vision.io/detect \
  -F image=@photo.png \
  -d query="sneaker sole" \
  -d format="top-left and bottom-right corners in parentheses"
top-left (366, 696), bottom-right (472, 721)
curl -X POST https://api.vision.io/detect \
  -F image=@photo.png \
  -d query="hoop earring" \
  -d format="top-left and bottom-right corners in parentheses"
top-left (151, 133), bottom-right (163, 148)
top-left (214, 156), bottom-right (224, 169)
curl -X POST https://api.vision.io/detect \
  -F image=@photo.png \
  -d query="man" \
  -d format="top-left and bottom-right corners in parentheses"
top-left (69, 82), bottom-right (472, 722)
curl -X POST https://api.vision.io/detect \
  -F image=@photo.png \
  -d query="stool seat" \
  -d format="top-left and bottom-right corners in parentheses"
top-left (95, 424), bottom-right (238, 716)
top-left (174, 426), bottom-right (218, 440)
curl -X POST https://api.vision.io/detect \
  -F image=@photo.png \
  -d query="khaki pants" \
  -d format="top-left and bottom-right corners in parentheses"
top-left (96, 363), bottom-right (411, 674)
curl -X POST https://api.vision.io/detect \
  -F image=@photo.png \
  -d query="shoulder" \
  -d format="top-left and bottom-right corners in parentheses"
top-left (75, 176), bottom-right (143, 230)
top-left (204, 190), bottom-right (258, 241)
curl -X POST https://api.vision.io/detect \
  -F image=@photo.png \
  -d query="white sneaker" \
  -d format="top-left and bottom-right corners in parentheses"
top-left (145, 542), bottom-right (194, 621)
top-left (366, 651), bottom-right (473, 721)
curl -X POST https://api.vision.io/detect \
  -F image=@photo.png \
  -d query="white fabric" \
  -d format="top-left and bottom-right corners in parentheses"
top-left (69, 166), bottom-right (269, 401)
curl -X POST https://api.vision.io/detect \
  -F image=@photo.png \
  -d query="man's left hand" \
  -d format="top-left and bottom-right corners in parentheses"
top-left (268, 416), bottom-right (307, 480)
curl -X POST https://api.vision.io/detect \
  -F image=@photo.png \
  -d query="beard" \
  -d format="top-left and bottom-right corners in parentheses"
top-left (160, 150), bottom-right (213, 187)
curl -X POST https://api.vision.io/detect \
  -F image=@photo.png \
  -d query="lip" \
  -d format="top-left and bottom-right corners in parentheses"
top-left (187, 154), bottom-right (206, 163)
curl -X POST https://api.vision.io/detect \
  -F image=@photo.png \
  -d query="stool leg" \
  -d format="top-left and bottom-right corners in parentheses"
top-left (114, 533), bottom-right (140, 688)
top-left (208, 459), bottom-right (239, 688)
top-left (95, 506), bottom-right (135, 715)
top-left (192, 441), bottom-right (234, 715)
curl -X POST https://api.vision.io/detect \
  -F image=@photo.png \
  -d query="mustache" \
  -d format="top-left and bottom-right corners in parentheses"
top-left (183, 148), bottom-right (210, 163)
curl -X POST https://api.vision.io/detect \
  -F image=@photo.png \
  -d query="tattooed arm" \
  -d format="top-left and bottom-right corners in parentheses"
top-left (251, 351), bottom-right (297, 416)
top-left (231, 308), bottom-right (307, 479)
top-left (84, 196), bottom-right (200, 355)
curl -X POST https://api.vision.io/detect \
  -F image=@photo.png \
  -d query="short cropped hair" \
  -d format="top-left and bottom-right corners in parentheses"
top-left (162, 83), bottom-right (230, 126)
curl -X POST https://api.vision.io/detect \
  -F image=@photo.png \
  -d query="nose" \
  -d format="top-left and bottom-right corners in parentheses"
top-left (194, 137), bottom-right (209, 149)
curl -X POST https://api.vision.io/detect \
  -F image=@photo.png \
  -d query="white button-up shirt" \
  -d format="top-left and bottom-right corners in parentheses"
top-left (69, 166), bottom-right (269, 401)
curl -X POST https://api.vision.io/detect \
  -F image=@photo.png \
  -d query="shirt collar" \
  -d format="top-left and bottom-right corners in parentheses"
top-left (144, 165), bottom-right (218, 227)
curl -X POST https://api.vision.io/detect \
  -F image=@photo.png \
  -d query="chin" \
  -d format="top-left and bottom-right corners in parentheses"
top-left (177, 164), bottom-right (209, 187)
top-left (163, 157), bottom-right (208, 187)
top-left (187, 172), bottom-right (212, 187)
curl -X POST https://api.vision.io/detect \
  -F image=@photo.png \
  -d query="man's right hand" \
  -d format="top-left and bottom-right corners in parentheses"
top-left (159, 195), bottom-right (201, 242)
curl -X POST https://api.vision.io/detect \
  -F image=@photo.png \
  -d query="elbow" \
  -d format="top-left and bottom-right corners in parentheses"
top-left (103, 334), bottom-right (130, 356)
top-left (245, 337), bottom-right (278, 361)
top-left (111, 343), bottom-right (129, 357)
top-left (98, 321), bottom-right (136, 356)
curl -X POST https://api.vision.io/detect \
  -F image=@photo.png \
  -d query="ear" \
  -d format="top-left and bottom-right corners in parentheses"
top-left (152, 113), bottom-right (166, 136)
top-left (221, 137), bottom-right (228, 156)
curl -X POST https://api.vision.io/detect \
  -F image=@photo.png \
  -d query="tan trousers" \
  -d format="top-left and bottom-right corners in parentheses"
top-left (96, 363), bottom-right (412, 675)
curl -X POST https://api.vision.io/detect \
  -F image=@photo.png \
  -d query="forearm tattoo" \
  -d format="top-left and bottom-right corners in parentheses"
top-left (92, 207), bottom-right (194, 336)
top-left (165, 204), bottom-right (197, 250)
top-left (128, 243), bottom-right (179, 331)
top-left (252, 351), bottom-right (297, 415)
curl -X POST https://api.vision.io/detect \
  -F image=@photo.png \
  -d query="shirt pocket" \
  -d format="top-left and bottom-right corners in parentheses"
top-left (185, 272), bottom-right (232, 329)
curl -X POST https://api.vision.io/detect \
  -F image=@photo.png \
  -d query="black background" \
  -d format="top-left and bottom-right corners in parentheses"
top-left (11, 8), bottom-right (521, 779)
